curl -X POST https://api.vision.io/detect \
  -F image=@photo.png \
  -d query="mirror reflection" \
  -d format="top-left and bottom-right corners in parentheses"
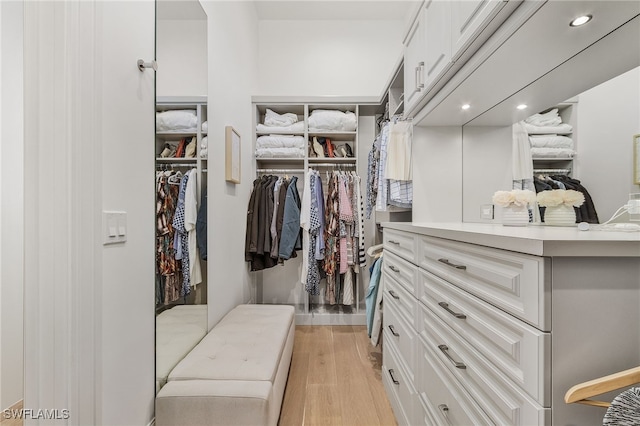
top-left (155, 0), bottom-right (208, 394)
top-left (462, 66), bottom-right (640, 225)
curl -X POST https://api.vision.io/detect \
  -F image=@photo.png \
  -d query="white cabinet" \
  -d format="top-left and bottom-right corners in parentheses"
top-left (403, 12), bottom-right (426, 115)
top-left (423, 0), bottom-right (452, 91)
top-left (403, 0), bottom-right (513, 117)
top-left (382, 224), bottom-right (640, 425)
top-left (451, 0), bottom-right (507, 60)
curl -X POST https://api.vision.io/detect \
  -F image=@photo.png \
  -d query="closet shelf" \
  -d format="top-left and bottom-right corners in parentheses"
top-left (308, 131), bottom-right (357, 138)
top-left (308, 157), bottom-right (356, 164)
top-left (255, 157), bottom-right (305, 162)
top-left (156, 131), bottom-right (197, 139)
top-left (256, 131), bottom-right (304, 136)
top-left (156, 157), bottom-right (199, 163)
top-left (532, 157), bottom-right (574, 161)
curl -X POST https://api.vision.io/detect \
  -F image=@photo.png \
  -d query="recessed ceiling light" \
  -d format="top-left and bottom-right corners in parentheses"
top-left (461, 104), bottom-right (471, 110)
top-left (570, 14), bottom-right (592, 27)
top-left (517, 104), bottom-right (528, 110)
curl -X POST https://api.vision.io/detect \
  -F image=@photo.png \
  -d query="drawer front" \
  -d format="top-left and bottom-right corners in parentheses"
top-left (382, 337), bottom-right (416, 426)
top-left (384, 228), bottom-right (418, 263)
top-left (417, 235), bottom-right (549, 330)
top-left (417, 303), bottom-right (550, 425)
top-left (382, 250), bottom-right (419, 297)
top-left (383, 272), bottom-right (417, 331)
top-left (384, 301), bottom-right (417, 382)
top-left (415, 335), bottom-right (493, 426)
top-left (417, 268), bottom-right (551, 406)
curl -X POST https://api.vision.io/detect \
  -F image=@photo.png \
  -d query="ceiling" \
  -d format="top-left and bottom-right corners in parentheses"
top-left (253, 1), bottom-right (420, 21)
top-left (156, 0), bottom-right (420, 21)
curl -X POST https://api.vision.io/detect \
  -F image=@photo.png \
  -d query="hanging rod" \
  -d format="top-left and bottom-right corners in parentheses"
top-left (156, 162), bottom-right (197, 168)
top-left (256, 168), bottom-right (304, 174)
top-left (309, 163), bottom-right (357, 168)
top-left (533, 168), bottom-right (571, 174)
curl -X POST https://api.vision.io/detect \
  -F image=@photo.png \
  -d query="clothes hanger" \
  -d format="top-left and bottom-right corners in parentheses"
top-left (366, 244), bottom-right (383, 259)
top-left (565, 366), bottom-right (640, 408)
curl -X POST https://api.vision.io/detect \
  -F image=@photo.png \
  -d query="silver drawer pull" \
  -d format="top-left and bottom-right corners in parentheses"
top-left (388, 368), bottom-right (400, 385)
top-left (438, 258), bottom-right (467, 270)
top-left (388, 290), bottom-right (400, 300)
top-left (438, 404), bottom-right (450, 419)
top-left (438, 302), bottom-right (467, 320)
top-left (438, 344), bottom-right (466, 369)
top-left (389, 265), bottom-right (400, 273)
top-left (388, 240), bottom-right (401, 245)
top-left (388, 324), bottom-right (400, 337)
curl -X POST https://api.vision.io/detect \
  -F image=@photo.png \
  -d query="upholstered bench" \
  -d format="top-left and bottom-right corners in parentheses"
top-left (155, 304), bottom-right (295, 426)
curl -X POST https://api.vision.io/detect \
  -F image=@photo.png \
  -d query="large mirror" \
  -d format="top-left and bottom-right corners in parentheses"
top-left (154, 0), bottom-right (209, 394)
top-left (461, 4), bottom-right (640, 225)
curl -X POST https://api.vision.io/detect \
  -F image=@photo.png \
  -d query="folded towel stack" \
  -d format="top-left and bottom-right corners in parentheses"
top-left (525, 108), bottom-right (575, 158)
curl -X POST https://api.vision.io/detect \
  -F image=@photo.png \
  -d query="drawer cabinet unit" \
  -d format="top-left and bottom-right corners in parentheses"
top-left (381, 223), bottom-right (640, 426)
top-left (417, 234), bottom-right (550, 330)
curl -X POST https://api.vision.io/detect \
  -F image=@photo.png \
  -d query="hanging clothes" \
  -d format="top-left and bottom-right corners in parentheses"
top-left (279, 175), bottom-right (302, 259)
top-left (156, 171), bottom-right (183, 305)
top-left (184, 168), bottom-right (202, 288)
top-left (173, 171), bottom-right (192, 297)
top-left (196, 186), bottom-right (207, 261)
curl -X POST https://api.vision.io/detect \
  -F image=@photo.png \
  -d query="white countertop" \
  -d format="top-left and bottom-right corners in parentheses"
top-left (381, 222), bottom-right (640, 257)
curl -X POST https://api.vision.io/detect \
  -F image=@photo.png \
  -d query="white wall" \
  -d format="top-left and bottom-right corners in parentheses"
top-left (412, 126), bottom-right (463, 223)
top-left (576, 66), bottom-right (640, 221)
top-left (256, 20), bottom-right (404, 97)
top-left (0, 0), bottom-right (24, 411)
top-left (201, 1), bottom-right (259, 329)
top-left (156, 19), bottom-right (208, 97)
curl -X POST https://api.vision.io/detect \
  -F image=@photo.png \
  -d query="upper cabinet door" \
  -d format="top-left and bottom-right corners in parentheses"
top-left (403, 11), bottom-right (426, 115)
top-left (423, 0), bottom-right (452, 90)
top-left (451, 0), bottom-right (506, 61)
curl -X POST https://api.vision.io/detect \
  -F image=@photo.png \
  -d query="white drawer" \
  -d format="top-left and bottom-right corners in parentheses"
top-left (382, 337), bottom-right (416, 426)
top-left (417, 268), bottom-right (551, 406)
top-left (417, 235), bottom-right (550, 330)
top-left (384, 228), bottom-right (418, 264)
top-left (384, 301), bottom-right (417, 382)
top-left (417, 303), bottom-right (551, 425)
top-left (382, 250), bottom-right (419, 297)
top-left (415, 335), bottom-right (493, 426)
top-left (383, 272), bottom-right (417, 331)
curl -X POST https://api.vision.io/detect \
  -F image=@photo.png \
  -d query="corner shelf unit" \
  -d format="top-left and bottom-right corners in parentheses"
top-left (252, 101), bottom-right (363, 325)
top-left (531, 101), bottom-right (577, 178)
top-left (155, 96), bottom-right (208, 307)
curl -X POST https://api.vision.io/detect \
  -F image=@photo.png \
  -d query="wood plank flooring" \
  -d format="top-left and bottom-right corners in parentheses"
top-left (1, 327), bottom-right (396, 426)
top-left (279, 325), bottom-right (397, 426)
top-left (0, 401), bottom-right (22, 426)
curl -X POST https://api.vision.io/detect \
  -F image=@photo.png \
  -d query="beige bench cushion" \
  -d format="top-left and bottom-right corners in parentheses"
top-left (168, 304), bottom-right (294, 383)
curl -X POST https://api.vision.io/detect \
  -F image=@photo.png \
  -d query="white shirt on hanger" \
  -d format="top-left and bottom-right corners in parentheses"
top-left (184, 168), bottom-right (202, 287)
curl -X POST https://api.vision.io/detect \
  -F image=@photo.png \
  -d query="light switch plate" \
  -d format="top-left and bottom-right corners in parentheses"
top-left (481, 204), bottom-right (494, 220)
top-left (103, 211), bottom-right (127, 245)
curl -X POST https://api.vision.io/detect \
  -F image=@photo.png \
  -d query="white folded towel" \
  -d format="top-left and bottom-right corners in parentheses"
top-left (530, 147), bottom-right (575, 158)
top-left (256, 122), bottom-right (304, 134)
top-left (524, 122), bottom-right (573, 134)
top-left (525, 108), bottom-right (562, 127)
top-left (529, 135), bottom-right (574, 149)
top-left (264, 109), bottom-right (298, 127)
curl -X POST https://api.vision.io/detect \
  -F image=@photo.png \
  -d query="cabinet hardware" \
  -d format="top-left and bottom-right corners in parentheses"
top-left (388, 369), bottom-right (400, 385)
top-left (417, 61), bottom-right (425, 89)
top-left (388, 240), bottom-right (400, 245)
top-left (389, 265), bottom-right (400, 273)
top-left (438, 344), bottom-right (466, 369)
top-left (438, 404), bottom-right (450, 419)
top-left (388, 325), bottom-right (400, 337)
top-left (388, 290), bottom-right (400, 300)
top-left (438, 302), bottom-right (467, 319)
top-left (137, 59), bottom-right (158, 72)
top-left (438, 258), bottom-right (467, 270)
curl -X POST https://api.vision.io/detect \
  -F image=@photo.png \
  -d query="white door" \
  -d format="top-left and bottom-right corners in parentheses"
top-left (451, 0), bottom-right (505, 60)
top-left (403, 8), bottom-right (426, 116)
top-left (23, 1), bottom-right (156, 425)
top-left (424, 0), bottom-right (453, 90)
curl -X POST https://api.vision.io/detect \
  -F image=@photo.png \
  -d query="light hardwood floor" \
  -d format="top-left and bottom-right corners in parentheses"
top-left (1, 327), bottom-right (396, 426)
top-left (279, 325), bottom-right (397, 426)
top-left (0, 401), bottom-right (22, 426)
